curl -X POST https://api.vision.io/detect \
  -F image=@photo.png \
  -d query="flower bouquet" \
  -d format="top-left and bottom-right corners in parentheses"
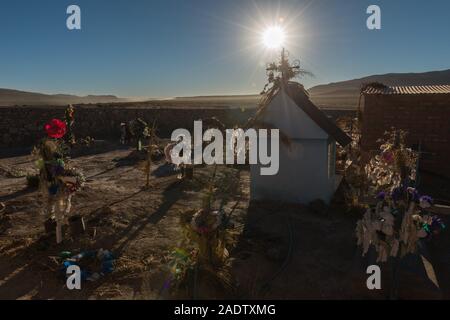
top-left (180, 202), bottom-right (226, 266)
top-left (365, 129), bottom-right (418, 193)
top-left (355, 129), bottom-right (445, 262)
top-left (180, 167), bottom-right (232, 267)
top-left (356, 188), bottom-right (445, 263)
top-left (167, 167), bottom-right (237, 296)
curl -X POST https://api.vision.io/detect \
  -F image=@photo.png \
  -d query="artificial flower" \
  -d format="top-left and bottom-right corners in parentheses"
top-left (419, 195), bottom-right (433, 209)
top-left (44, 119), bottom-right (67, 139)
top-left (382, 151), bottom-right (394, 164)
top-left (376, 191), bottom-right (386, 201)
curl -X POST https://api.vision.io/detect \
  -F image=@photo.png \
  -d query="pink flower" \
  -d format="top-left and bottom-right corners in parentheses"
top-left (382, 151), bottom-right (394, 164)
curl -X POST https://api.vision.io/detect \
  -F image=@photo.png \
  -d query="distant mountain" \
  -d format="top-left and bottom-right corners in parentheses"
top-left (308, 69), bottom-right (450, 109)
top-left (0, 88), bottom-right (127, 106)
top-left (175, 94), bottom-right (259, 100)
top-left (3, 69), bottom-right (450, 108)
top-left (173, 94), bottom-right (260, 108)
top-left (172, 69), bottom-right (450, 110)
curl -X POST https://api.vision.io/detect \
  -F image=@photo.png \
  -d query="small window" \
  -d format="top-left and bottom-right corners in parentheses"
top-left (328, 140), bottom-right (336, 178)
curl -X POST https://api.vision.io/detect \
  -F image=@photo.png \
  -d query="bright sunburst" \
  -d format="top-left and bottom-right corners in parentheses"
top-left (262, 26), bottom-right (286, 49)
top-left (200, 2), bottom-right (312, 87)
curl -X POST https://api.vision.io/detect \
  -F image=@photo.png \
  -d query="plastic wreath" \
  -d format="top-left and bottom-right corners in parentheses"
top-left (59, 167), bottom-right (86, 194)
top-left (365, 130), bottom-right (418, 192)
top-left (190, 209), bottom-right (224, 235)
top-left (35, 119), bottom-right (84, 195)
top-left (33, 139), bottom-right (79, 195)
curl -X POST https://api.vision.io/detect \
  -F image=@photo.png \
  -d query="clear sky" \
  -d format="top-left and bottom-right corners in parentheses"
top-left (1, 0), bottom-right (449, 98)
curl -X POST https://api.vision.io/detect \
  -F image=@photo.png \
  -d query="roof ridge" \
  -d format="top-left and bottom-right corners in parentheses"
top-left (285, 82), bottom-right (352, 147)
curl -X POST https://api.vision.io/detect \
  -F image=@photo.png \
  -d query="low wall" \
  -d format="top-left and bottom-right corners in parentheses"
top-left (0, 104), bottom-right (352, 149)
top-left (0, 105), bottom-right (255, 148)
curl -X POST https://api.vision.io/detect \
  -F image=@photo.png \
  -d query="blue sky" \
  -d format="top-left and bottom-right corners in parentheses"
top-left (1, 0), bottom-right (449, 98)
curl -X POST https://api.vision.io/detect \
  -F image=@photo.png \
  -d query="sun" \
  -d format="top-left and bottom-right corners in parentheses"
top-left (262, 26), bottom-right (286, 49)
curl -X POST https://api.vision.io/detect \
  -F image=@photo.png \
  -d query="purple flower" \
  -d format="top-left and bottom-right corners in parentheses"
top-left (419, 195), bottom-right (433, 209)
top-left (420, 195), bottom-right (433, 205)
top-left (376, 192), bottom-right (386, 201)
top-left (431, 216), bottom-right (444, 229)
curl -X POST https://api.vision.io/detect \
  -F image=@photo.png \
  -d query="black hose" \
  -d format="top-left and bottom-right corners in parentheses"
top-left (258, 214), bottom-right (294, 296)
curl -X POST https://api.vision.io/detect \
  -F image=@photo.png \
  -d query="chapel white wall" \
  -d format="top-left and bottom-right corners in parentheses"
top-left (251, 89), bottom-right (335, 204)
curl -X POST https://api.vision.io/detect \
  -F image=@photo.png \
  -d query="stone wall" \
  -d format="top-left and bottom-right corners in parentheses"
top-left (0, 103), bottom-right (352, 150)
top-left (360, 94), bottom-right (450, 177)
top-left (0, 105), bottom-right (255, 148)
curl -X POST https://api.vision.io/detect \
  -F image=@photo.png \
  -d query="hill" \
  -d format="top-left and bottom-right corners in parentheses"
top-left (2, 69), bottom-right (450, 108)
top-left (308, 69), bottom-right (450, 109)
top-left (0, 88), bottom-right (127, 106)
top-left (172, 69), bottom-right (450, 110)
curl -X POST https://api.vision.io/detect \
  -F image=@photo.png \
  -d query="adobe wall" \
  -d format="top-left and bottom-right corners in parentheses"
top-left (0, 105), bottom-right (254, 148)
top-left (361, 94), bottom-right (450, 177)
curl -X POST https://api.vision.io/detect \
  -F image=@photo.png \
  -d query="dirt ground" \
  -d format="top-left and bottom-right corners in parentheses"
top-left (0, 146), bottom-right (449, 300)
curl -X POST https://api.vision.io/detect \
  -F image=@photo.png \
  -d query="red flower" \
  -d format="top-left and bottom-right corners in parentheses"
top-left (44, 119), bottom-right (67, 139)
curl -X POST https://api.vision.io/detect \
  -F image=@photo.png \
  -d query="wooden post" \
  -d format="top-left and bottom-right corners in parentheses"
top-left (55, 196), bottom-right (64, 244)
top-left (145, 122), bottom-right (157, 188)
top-left (146, 142), bottom-right (152, 188)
